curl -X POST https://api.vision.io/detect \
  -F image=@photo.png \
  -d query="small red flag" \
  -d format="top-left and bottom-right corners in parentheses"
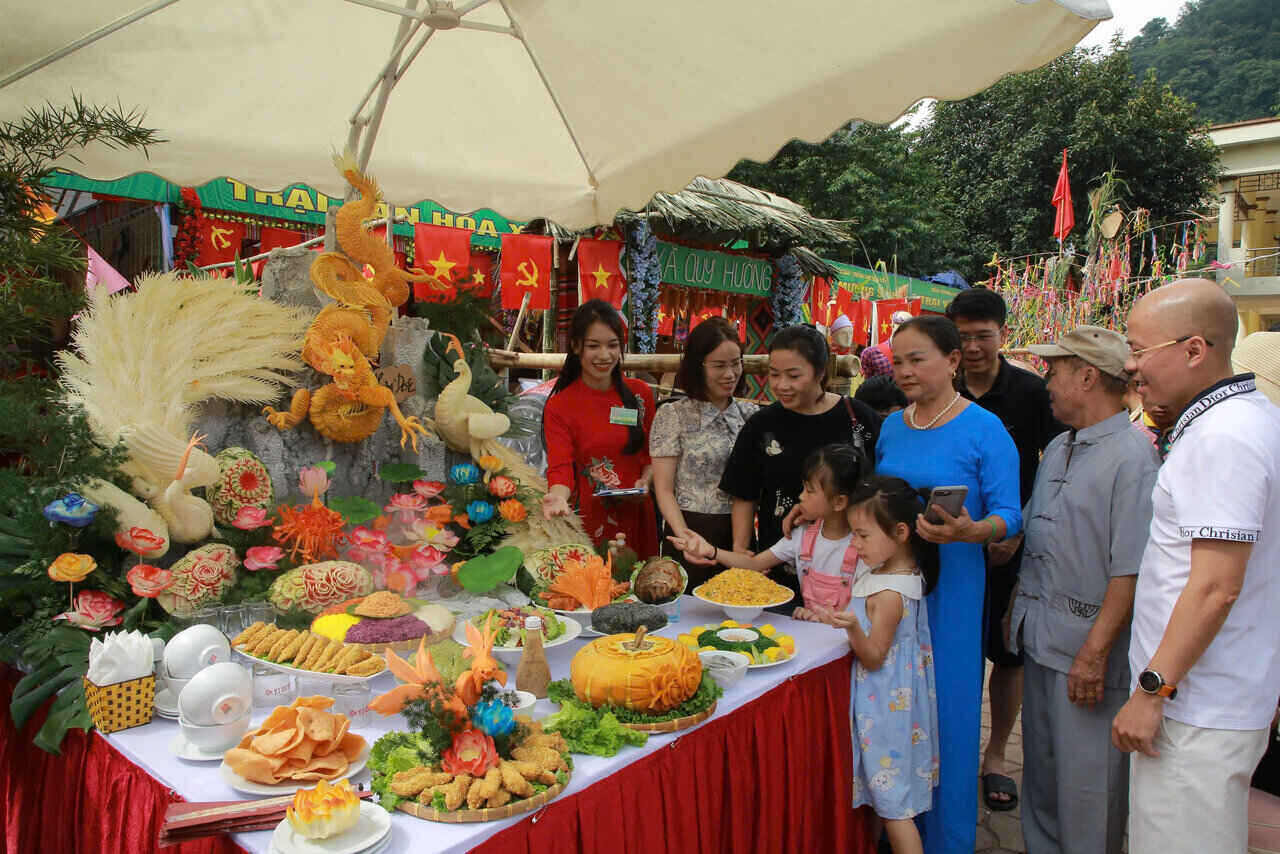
top-left (576, 239), bottom-right (627, 308)
top-left (848, 298), bottom-right (872, 347)
top-left (465, 250), bottom-right (496, 298)
top-left (500, 233), bottom-right (552, 310)
top-left (1052, 149), bottom-right (1075, 242)
top-left (811, 277), bottom-right (834, 327)
top-left (197, 220), bottom-right (246, 267)
top-left (413, 223), bottom-right (471, 301)
top-left (874, 298), bottom-right (909, 342)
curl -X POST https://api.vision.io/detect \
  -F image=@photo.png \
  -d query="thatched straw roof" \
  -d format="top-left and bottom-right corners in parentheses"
top-left (525, 177), bottom-right (851, 278)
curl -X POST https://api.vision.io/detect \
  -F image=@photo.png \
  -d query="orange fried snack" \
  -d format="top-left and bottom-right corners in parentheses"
top-left (223, 696), bottom-right (366, 785)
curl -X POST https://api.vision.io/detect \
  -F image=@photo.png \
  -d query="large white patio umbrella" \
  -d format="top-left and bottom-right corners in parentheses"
top-left (2, 0), bottom-right (1108, 228)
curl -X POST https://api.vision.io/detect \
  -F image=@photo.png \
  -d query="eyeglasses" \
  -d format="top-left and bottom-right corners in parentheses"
top-left (1127, 334), bottom-right (1213, 360)
top-left (958, 332), bottom-right (999, 344)
top-left (706, 359), bottom-right (744, 373)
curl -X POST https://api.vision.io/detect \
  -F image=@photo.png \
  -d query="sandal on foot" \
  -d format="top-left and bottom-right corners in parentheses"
top-left (982, 773), bottom-right (1019, 812)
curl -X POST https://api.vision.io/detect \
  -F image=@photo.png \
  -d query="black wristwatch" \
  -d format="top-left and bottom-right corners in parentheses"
top-left (1138, 668), bottom-right (1177, 700)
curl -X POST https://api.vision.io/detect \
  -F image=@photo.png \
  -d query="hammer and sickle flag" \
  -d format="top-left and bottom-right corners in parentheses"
top-left (575, 238), bottom-right (627, 309)
top-left (197, 220), bottom-right (246, 266)
top-left (500, 233), bottom-right (552, 310)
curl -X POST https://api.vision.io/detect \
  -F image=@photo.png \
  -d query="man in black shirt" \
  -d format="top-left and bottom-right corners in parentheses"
top-left (947, 288), bottom-right (1065, 811)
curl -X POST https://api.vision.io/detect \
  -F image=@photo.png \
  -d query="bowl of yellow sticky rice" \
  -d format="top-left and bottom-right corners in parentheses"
top-left (692, 568), bottom-right (794, 622)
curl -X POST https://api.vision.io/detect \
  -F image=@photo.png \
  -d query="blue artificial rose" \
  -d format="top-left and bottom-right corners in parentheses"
top-left (471, 698), bottom-right (516, 738)
top-left (466, 500), bottom-right (495, 524)
top-left (449, 463), bottom-right (481, 485)
top-left (42, 493), bottom-right (99, 528)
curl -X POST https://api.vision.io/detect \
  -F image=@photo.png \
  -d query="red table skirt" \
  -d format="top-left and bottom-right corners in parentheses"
top-left (2, 657), bottom-right (871, 854)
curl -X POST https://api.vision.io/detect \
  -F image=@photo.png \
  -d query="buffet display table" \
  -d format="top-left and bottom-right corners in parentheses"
top-left (2, 598), bottom-right (871, 853)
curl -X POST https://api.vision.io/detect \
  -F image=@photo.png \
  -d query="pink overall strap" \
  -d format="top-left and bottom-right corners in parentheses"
top-left (798, 520), bottom-right (821, 569)
top-left (837, 540), bottom-right (860, 581)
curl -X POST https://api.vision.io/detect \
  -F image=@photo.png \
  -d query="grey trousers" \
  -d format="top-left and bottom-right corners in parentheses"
top-left (1021, 656), bottom-right (1129, 854)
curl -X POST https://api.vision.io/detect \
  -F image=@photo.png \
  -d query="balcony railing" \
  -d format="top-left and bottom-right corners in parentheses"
top-left (1245, 246), bottom-right (1280, 278)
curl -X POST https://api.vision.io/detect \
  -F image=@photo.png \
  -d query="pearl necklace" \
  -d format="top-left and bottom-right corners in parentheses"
top-left (906, 392), bottom-right (961, 430)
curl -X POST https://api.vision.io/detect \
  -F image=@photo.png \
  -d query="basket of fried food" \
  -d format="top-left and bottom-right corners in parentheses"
top-left (391, 723), bottom-right (571, 823)
top-left (232, 622), bottom-right (386, 680)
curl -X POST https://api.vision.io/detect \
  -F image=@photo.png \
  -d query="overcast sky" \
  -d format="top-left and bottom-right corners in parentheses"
top-left (1078, 0), bottom-right (1190, 48)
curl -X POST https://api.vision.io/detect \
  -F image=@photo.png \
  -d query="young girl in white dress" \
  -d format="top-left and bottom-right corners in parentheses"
top-left (831, 476), bottom-right (941, 854)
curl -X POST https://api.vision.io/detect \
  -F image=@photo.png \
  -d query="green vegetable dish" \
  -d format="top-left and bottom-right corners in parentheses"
top-left (471, 606), bottom-right (565, 647)
top-left (368, 731), bottom-right (439, 812)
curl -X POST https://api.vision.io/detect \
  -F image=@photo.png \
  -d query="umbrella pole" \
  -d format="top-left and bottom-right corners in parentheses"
top-left (351, 0), bottom-right (424, 171)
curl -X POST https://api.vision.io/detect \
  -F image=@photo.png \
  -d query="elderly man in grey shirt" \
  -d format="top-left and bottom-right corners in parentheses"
top-left (1009, 326), bottom-right (1160, 854)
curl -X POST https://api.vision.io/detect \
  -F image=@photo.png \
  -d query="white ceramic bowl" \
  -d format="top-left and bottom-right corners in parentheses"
top-left (699, 650), bottom-right (750, 690)
top-left (178, 662), bottom-right (254, 725)
top-left (508, 690), bottom-right (537, 712)
top-left (179, 710), bottom-right (251, 754)
top-left (692, 586), bottom-right (794, 624)
top-left (164, 625), bottom-right (231, 679)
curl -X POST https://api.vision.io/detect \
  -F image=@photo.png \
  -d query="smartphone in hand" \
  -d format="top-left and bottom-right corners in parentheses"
top-left (924, 485), bottom-right (968, 524)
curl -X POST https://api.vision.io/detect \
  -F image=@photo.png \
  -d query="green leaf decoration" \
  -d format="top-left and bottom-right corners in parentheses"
top-left (329, 496), bottom-right (381, 525)
top-left (455, 546), bottom-right (524, 593)
top-left (313, 460), bottom-right (337, 475)
top-left (378, 463), bottom-right (428, 483)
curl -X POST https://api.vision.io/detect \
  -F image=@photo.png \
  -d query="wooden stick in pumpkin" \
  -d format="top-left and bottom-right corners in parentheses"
top-left (625, 626), bottom-right (652, 652)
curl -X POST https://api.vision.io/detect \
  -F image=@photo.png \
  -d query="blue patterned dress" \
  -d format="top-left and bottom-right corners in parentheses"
top-left (849, 572), bottom-right (939, 820)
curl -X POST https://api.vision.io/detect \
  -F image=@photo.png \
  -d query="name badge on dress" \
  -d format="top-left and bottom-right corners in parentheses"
top-left (609, 406), bottom-right (639, 427)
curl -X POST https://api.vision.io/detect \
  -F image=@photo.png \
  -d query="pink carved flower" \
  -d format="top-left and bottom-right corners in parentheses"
top-left (347, 526), bottom-right (390, 549)
top-left (384, 561), bottom-right (417, 596)
top-left (243, 546), bottom-right (285, 571)
top-left (126, 564), bottom-right (173, 598)
top-left (384, 493), bottom-right (427, 519)
top-left (54, 590), bottom-right (125, 631)
top-left (298, 466), bottom-right (330, 498)
top-left (406, 544), bottom-right (447, 580)
top-left (408, 519), bottom-right (459, 551)
top-left (232, 506), bottom-right (272, 530)
top-left (412, 480), bottom-right (445, 499)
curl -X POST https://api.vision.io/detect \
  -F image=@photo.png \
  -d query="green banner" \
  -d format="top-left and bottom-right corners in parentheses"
top-left (41, 171), bottom-right (523, 249)
top-left (823, 259), bottom-right (955, 312)
top-left (655, 240), bottom-right (772, 296)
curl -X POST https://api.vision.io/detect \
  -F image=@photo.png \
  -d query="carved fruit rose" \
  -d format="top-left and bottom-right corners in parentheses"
top-left (54, 590), bottom-right (125, 631)
top-left (440, 729), bottom-right (499, 777)
top-left (114, 527), bottom-right (167, 557)
top-left (127, 564), bottom-right (174, 598)
top-left (47, 553), bottom-right (97, 584)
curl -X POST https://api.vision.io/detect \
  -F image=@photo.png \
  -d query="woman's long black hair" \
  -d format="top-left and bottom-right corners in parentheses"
top-left (848, 475), bottom-right (941, 595)
top-left (551, 298), bottom-right (645, 454)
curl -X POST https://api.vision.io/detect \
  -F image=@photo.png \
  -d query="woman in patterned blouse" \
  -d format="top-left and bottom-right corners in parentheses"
top-left (650, 317), bottom-right (757, 587)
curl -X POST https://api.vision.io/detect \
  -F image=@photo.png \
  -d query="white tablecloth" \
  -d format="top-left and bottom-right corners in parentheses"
top-left (105, 597), bottom-right (853, 853)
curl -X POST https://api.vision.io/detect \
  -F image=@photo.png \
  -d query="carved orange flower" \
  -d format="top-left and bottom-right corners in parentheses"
top-left (47, 553), bottom-right (97, 584)
top-left (498, 499), bottom-right (527, 523)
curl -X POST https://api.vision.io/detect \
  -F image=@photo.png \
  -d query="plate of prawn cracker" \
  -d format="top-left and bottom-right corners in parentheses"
top-left (220, 697), bottom-right (369, 795)
top-left (391, 722), bottom-right (572, 823)
top-left (231, 621), bottom-right (387, 683)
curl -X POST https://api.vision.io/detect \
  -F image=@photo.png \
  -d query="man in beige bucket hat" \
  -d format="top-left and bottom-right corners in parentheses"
top-left (1009, 325), bottom-right (1160, 854)
top-left (1232, 331), bottom-right (1280, 406)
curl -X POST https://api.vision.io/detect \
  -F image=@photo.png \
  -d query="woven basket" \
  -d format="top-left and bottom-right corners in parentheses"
top-left (83, 674), bottom-right (155, 734)
top-left (397, 772), bottom-right (569, 823)
top-left (620, 700), bottom-right (717, 733)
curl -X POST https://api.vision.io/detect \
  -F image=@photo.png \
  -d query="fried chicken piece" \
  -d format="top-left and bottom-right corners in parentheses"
top-left (292, 633), bottom-right (321, 666)
top-left (331, 645), bottom-right (364, 674)
top-left (511, 746), bottom-right (567, 773)
top-left (498, 760), bottom-right (534, 797)
top-left (266, 629), bottom-right (299, 661)
top-left (468, 768), bottom-right (502, 809)
top-left (311, 641), bottom-right (343, 672)
top-left (521, 731), bottom-right (568, 753)
top-left (390, 766), bottom-right (452, 797)
top-left (440, 773), bottom-right (472, 811)
top-left (507, 759), bottom-right (556, 785)
top-left (486, 787), bottom-right (512, 808)
top-left (250, 628), bottom-right (282, 657)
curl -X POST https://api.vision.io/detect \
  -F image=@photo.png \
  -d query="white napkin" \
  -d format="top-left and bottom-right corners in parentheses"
top-left (87, 630), bottom-right (155, 686)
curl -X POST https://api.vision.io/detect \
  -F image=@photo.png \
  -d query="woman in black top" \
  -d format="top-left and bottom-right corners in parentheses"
top-left (719, 325), bottom-right (879, 599)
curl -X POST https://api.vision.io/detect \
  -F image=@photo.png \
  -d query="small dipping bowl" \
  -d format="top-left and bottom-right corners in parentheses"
top-left (699, 650), bottom-right (750, 690)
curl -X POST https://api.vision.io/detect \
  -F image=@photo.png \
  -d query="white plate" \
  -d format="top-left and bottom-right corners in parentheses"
top-left (686, 625), bottom-right (796, 669)
top-left (232, 649), bottom-right (385, 685)
top-left (453, 615), bottom-right (581, 656)
top-left (169, 732), bottom-right (228, 762)
top-left (155, 688), bottom-right (180, 717)
top-left (269, 801), bottom-right (390, 854)
top-left (219, 744), bottom-right (370, 796)
top-left (746, 654), bottom-right (796, 670)
top-left (550, 593), bottom-right (638, 617)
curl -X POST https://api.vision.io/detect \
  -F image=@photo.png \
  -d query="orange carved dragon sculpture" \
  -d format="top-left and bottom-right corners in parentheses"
top-left (264, 151), bottom-right (442, 450)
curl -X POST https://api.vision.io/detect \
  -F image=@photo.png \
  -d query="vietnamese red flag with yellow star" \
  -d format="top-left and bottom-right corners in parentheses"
top-left (465, 249), bottom-right (495, 298)
top-left (413, 223), bottom-right (470, 301)
top-left (657, 305), bottom-right (674, 336)
top-left (575, 238), bottom-right (627, 308)
top-left (500, 233), bottom-right (552, 310)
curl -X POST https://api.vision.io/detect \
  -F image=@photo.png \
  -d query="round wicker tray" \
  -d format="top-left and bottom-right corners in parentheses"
top-left (619, 700), bottom-right (717, 733)
top-left (396, 770), bottom-right (570, 823)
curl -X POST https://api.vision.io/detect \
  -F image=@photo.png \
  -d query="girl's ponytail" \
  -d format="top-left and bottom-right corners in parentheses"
top-left (850, 477), bottom-right (941, 595)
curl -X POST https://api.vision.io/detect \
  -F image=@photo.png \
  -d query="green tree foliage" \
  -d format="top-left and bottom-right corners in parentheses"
top-left (0, 97), bottom-right (161, 650)
top-left (1128, 0), bottom-right (1280, 125)
top-left (727, 120), bottom-right (957, 277)
top-left (919, 46), bottom-right (1220, 279)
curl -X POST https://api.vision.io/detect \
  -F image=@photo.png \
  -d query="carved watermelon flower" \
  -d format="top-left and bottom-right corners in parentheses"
top-left (243, 546), bottom-right (286, 571)
top-left (114, 526), bottom-right (167, 557)
top-left (412, 480), bottom-right (445, 499)
top-left (487, 476), bottom-right (517, 499)
top-left (54, 590), bottom-right (125, 631)
top-left (441, 729), bottom-right (499, 777)
top-left (232, 506), bottom-right (272, 530)
top-left (127, 564), bottom-right (174, 598)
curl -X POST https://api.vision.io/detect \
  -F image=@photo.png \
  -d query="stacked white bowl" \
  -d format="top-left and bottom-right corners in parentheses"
top-left (177, 661), bottom-right (254, 753)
